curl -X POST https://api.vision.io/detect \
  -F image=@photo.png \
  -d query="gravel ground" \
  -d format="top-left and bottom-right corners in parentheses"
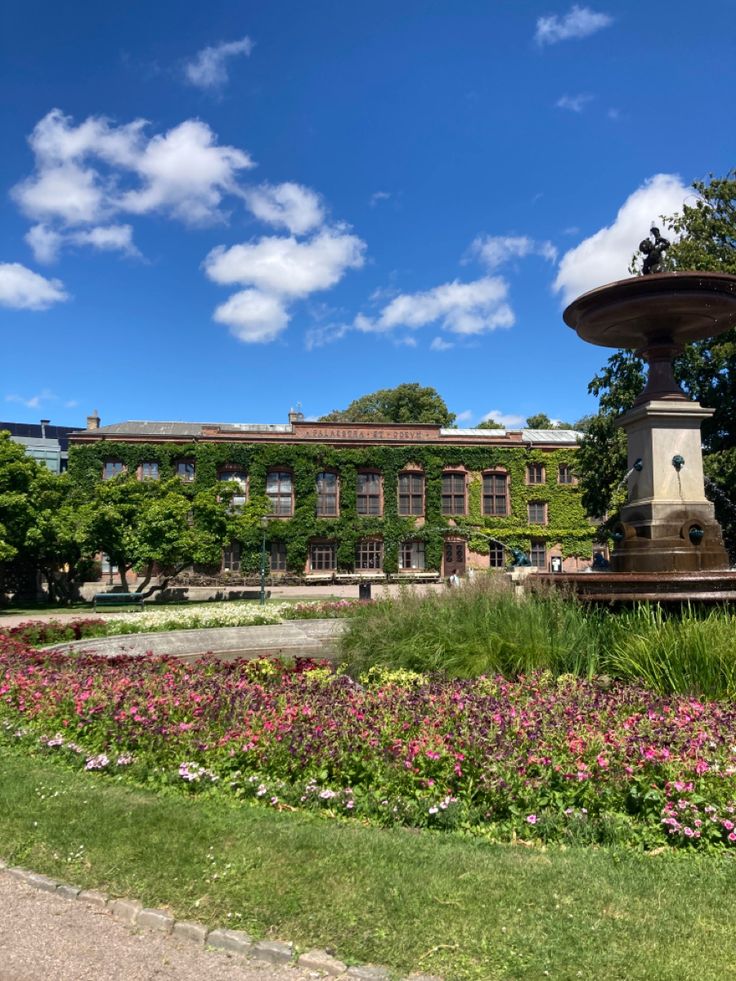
top-left (0, 874), bottom-right (322, 981)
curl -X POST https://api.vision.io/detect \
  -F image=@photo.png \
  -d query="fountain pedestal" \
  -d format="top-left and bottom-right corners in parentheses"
top-left (559, 269), bottom-right (736, 595)
top-left (613, 399), bottom-right (728, 572)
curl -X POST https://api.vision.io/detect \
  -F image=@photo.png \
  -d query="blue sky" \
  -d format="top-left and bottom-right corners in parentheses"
top-left (1, 1), bottom-right (734, 429)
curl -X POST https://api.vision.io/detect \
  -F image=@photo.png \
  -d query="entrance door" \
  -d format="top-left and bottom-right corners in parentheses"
top-left (444, 540), bottom-right (466, 576)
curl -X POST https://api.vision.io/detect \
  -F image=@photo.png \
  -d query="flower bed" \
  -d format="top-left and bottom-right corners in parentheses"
top-left (2, 636), bottom-right (735, 849)
top-left (4, 600), bottom-right (361, 648)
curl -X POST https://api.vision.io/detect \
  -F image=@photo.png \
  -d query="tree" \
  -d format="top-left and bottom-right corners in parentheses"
top-left (576, 171), bottom-right (736, 554)
top-left (0, 432), bottom-right (82, 602)
top-left (525, 413), bottom-right (575, 430)
top-left (320, 383), bottom-right (456, 426)
top-left (475, 418), bottom-right (505, 430)
top-left (78, 475), bottom-right (268, 596)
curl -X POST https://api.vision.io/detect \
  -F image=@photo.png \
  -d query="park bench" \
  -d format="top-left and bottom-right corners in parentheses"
top-left (93, 592), bottom-right (145, 612)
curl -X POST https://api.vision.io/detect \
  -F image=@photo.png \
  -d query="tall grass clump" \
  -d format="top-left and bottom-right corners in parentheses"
top-left (339, 577), bottom-right (603, 679)
top-left (604, 605), bottom-right (736, 698)
top-left (340, 579), bottom-right (736, 698)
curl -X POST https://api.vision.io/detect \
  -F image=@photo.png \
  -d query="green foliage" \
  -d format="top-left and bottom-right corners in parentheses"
top-left (68, 438), bottom-right (594, 574)
top-left (340, 578), bottom-right (604, 679)
top-left (319, 382), bottom-right (456, 426)
top-left (340, 579), bottom-right (736, 699)
top-left (75, 473), bottom-right (267, 592)
top-left (525, 412), bottom-right (575, 430)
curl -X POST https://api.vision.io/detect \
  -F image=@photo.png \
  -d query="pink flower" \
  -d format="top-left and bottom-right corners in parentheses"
top-left (526, 814), bottom-right (538, 825)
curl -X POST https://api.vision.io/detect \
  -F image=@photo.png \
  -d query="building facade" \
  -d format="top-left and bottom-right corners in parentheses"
top-left (69, 413), bottom-right (597, 580)
top-left (1, 418), bottom-right (86, 473)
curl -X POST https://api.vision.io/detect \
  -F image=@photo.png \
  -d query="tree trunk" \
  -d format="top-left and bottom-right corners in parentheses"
top-left (136, 563), bottom-right (188, 600)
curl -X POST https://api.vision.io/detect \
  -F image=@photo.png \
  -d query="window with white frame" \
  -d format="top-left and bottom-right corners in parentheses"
top-left (218, 470), bottom-right (248, 509)
top-left (356, 539), bottom-right (383, 570)
top-left (139, 461), bottom-right (159, 480)
top-left (399, 540), bottom-right (425, 570)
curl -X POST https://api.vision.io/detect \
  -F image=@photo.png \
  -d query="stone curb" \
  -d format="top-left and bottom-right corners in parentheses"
top-left (0, 860), bottom-right (442, 980)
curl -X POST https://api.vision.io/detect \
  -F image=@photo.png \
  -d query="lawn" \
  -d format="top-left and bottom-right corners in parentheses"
top-left (2, 750), bottom-right (735, 981)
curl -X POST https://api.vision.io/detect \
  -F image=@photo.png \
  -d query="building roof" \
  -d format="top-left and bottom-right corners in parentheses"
top-left (74, 419), bottom-right (582, 445)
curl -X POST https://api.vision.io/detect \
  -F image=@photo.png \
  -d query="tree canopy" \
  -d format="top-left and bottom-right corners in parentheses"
top-left (319, 383), bottom-right (456, 427)
top-left (576, 170), bottom-right (736, 555)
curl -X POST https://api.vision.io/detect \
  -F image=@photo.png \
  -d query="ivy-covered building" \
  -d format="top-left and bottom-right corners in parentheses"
top-left (69, 412), bottom-right (597, 580)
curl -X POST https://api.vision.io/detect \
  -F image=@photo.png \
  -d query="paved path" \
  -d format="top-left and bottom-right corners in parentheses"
top-left (45, 619), bottom-right (347, 661)
top-left (0, 873), bottom-right (322, 981)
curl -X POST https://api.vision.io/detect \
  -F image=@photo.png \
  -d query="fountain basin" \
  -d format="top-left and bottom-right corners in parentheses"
top-left (563, 271), bottom-right (736, 351)
top-left (533, 571), bottom-right (736, 605)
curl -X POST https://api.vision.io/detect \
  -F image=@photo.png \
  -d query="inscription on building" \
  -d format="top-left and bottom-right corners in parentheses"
top-left (295, 424), bottom-right (439, 441)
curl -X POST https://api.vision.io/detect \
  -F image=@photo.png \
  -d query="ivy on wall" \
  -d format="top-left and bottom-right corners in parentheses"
top-left (69, 441), bottom-right (595, 573)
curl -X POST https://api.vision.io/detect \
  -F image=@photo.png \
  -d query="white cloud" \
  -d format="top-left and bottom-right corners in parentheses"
top-left (118, 120), bottom-right (254, 224)
top-left (71, 224), bottom-right (139, 256)
top-left (535, 6), bottom-right (613, 46)
top-left (356, 277), bottom-right (514, 337)
top-left (0, 263), bottom-right (68, 311)
top-left (304, 322), bottom-right (351, 350)
top-left (481, 409), bottom-right (526, 428)
top-left (430, 337), bottom-right (454, 352)
top-left (213, 289), bottom-right (289, 344)
top-left (204, 228), bottom-right (366, 298)
top-left (470, 235), bottom-right (557, 269)
top-left (5, 389), bottom-right (56, 409)
top-left (555, 93), bottom-right (593, 113)
top-left (206, 225), bottom-right (366, 345)
top-left (553, 173), bottom-right (690, 305)
top-left (185, 36), bottom-right (253, 91)
top-left (244, 182), bottom-right (324, 235)
top-left (25, 225), bottom-right (63, 264)
top-left (455, 409), bottom-right (474, 423)
top-left (12, 110), bottom-right (255, 256)
top-left (370, 191), bottom-right (391, 207)
top-left (26, 222), bottom-right (139, 263)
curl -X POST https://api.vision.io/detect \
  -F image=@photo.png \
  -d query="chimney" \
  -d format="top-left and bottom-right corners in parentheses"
top-left (288, 406), bottom-right (304, 424)
top-left (86, 410), bottom-right (101, 430)
top-left (40, 419), bottom-right (50, 439)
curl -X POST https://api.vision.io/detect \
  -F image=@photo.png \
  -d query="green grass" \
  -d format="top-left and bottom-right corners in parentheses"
top-left (2, 749), bottom-right (736, 980)
top-left (339, 578), bottom-right (736, 697)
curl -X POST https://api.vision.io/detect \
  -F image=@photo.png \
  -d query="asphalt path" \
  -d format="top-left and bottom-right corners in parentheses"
top-left (0, 873), bottom-right (323, 981)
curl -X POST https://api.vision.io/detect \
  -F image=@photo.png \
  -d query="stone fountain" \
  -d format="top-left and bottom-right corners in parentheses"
top-left (542, 232), bottom-right (736, 601)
